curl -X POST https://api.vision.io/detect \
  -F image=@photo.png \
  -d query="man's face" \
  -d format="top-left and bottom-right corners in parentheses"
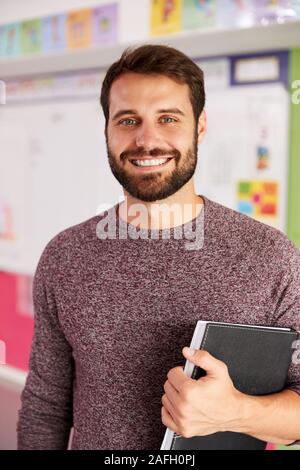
top-left (105, 72), bottom-right (200, 202)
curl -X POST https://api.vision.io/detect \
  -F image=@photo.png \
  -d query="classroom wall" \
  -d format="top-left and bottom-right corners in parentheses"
top-left (288, 48), bottom-right (300, 249)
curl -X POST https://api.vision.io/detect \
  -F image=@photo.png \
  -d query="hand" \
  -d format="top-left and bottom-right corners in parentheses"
top-left (161, 347), bottom-right (244, 438)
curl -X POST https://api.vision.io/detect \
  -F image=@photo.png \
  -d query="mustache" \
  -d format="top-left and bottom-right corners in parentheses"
top-left (120, 147), bottom-right (181, 161)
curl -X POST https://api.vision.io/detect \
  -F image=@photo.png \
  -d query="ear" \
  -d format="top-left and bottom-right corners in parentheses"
top-left (197, 110), bottom-right (207, 145)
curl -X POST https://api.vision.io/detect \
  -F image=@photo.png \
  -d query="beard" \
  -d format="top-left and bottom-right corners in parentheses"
top-left (106, 130), bottom-right (198, 203)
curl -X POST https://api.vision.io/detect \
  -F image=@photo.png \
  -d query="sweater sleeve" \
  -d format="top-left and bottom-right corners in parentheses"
top-left (272, 241), bottom-right (300, 397)
top-left (17, 246), bottom-right (74, 450)
top-left (272, 240), bottom-right (300, 447)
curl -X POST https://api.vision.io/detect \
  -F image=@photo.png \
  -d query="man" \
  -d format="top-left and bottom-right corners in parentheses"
top-left (17, 45), bottom-right (300, 449)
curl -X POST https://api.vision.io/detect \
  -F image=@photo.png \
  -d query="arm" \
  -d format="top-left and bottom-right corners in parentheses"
top-left (17, 249), bottom-right (74, 449)
top-left (162, 348), bottom-right (300, 445)
top-left (162, 239), bottom-right (300, 446)
top-left (235, 388), bottom-right (300, 445)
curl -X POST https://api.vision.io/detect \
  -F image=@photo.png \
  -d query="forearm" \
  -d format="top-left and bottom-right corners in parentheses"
top-left (17, 355), bottom-right (73, 450)
top-left (231, 389), bottom-right (300, 445)
top-left (18, 383), bottom-right (73, 450)
top-left (18, 413), bottom-right (72, 450)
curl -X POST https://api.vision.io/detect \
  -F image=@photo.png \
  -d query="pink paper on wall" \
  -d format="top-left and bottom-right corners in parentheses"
top-left (0, 272), bottom-right (33, 371)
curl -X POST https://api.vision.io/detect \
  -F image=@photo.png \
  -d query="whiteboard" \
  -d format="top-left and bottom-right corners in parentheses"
top-left (194, 83), bottom-right (289, 232)
top-left (0, 73), bottom-right (289, 275)
top-left (0, 122), bottom-right (27, 272)
top-left (0, 96), bottom-right (123, 274)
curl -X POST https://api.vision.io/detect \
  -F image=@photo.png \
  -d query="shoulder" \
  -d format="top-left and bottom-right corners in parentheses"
top-left (204, 197), bottom-right (300, 272)
top-left (35, 206), bottom-right (117, 277)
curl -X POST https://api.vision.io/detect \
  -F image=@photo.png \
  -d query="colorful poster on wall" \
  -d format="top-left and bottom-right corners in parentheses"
top-left (217, 0), bottom-right (255, 28)
top-left (237, 180), bottom-right (279, 226)
top-left (66, 9), bottom-right (92, 49)
top-left (21, 19), bottom-right (42, 54)
top-left (2, 23), bottom-right (20, 57)
top-left (253, 0), bottom-right (300, 25)
top-left (183, 0), bottom-right (217, 30)
top-left (151, 0), bottom-right (182, 36)
top-left (256, 124), bottom-right (271, 171)
top-left (92, 4), bottom-right (118, 47)
top-left (42, 14), bottom-right (66, 52)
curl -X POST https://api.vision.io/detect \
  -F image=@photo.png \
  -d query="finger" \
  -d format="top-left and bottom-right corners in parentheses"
top-left (182, 348), bottom-right (228, 378)
top-left (161, 393), bottom-right (178, 421)
top-left (161, 406), bottom-right (179, 434)
top-left (164, 380), bottom-right (180, 409)
top-left (167, 366), bottom-right (189, 392)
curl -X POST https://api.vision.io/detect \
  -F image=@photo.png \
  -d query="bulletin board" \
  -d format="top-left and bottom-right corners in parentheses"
top-left (194, 52), bottom-right (289, 233)
top-left (195, 82), bottom-right (289, 231)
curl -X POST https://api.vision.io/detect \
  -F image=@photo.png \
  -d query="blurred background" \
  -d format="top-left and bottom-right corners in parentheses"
top-left (0, 0), bottom-right (300, 450)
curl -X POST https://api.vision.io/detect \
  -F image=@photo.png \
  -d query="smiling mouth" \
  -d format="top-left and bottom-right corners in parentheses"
top-left (129, 157), bottom-right (174, 169)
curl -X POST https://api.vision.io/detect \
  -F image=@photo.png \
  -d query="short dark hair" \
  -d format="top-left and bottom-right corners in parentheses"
top-left (100, 44), bottom-right (205, 127)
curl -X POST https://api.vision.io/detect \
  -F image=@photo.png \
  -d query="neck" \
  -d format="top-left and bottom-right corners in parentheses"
top-left (118, 180), bottom-right (203, 230)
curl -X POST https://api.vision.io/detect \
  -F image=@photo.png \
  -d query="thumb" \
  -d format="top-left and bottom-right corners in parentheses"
top-left (182, 347), bottom-right (228, 378)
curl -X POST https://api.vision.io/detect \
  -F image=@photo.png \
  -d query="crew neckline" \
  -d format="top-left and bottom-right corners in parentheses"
top-left (115, 194), bottom-right (207, 238)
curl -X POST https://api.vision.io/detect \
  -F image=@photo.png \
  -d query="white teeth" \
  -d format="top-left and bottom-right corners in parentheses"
top-left (132, 158), bottom-right (169, 167)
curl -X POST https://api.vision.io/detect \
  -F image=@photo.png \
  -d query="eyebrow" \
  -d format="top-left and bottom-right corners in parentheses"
top-left (112, 109), bottom-right (138, 121)
top-left (111, 107), bottom-right (185, 121)
top-left (157, 108), bottom-right (185, 116)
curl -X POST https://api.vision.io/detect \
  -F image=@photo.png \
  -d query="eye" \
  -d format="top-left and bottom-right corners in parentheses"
top-left (160, 116), bottom-right (177, 123)
top-left (119, 118), bottom-right (138, 126)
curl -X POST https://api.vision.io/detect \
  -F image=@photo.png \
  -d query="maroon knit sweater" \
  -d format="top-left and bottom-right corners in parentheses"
top-left (17, 196), bottom-right (300, 449)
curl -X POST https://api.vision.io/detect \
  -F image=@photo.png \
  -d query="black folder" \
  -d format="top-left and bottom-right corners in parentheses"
top-left (161, 321), bottom-right (298, 450)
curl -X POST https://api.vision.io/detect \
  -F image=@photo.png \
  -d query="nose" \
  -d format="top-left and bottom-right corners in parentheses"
top-left (135, 122), bottom-right (161, 149)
